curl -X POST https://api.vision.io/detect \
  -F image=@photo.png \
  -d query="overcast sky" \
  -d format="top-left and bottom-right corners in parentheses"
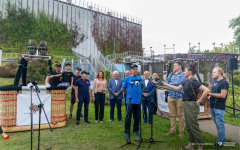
top-left (82, 0), bottom-right (240, 54)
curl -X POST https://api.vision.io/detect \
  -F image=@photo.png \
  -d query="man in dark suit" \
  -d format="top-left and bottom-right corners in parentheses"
top-left (108, 71), bottom-right (124, 122)
top-left (142, 71), bottom-right (156, 124)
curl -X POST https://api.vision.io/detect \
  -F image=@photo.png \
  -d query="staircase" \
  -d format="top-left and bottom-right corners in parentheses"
top-left (61, 59), bottom-right (96, 81)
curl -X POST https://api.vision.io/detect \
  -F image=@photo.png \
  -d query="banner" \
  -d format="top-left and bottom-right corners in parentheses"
top-left (157, 89), bottom-right (169, 113)
top-left (17, 91), bottom-right (51, 126)
top-left (157, 89), bottom-right (204, 113)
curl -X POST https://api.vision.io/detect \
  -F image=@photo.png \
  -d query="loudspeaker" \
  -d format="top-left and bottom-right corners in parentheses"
top-left (227, 58), bottom-right (238, 70)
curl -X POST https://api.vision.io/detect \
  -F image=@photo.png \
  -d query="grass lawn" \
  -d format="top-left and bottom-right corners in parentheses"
top-left (0, 77), bottom-right (15, 86)
top-left (0, 98), bottom-right (239, 150)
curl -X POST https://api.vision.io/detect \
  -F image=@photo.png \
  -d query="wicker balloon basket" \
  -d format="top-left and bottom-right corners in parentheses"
top-left (0, 88), bottom-right (67, 132)
top-left (156, 86), bottom-right (211, 120)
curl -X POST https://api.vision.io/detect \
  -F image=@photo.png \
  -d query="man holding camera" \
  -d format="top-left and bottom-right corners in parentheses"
top-left (165, 61), bottom-right (187, 137)
top-left (122, 64), bottom-right (144, 138)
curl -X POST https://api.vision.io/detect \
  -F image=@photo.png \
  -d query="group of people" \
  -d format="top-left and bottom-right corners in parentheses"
top-left (0, 60), bottom-right (229, 150)
top-left (152, 61), bottom-right (229, 150)
top-left (43, 61), bottom-right (229, 149)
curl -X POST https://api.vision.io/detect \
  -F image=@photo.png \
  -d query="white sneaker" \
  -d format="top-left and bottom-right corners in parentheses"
top-left (100, 121), bottom-right (103, 123)
top-left (95, 120), bottom-right (98, 123)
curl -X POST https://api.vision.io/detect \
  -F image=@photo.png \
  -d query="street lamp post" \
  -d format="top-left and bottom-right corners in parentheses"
top-left (198, 42), bottom-right (200, 51)
top-left (220, 43), bottom-right (223, 53)
top-left (212, 43), bottom-right (215, 50)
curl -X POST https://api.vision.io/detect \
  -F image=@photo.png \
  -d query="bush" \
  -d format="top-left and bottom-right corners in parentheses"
top-left (27, 60), bottom-right (48, 83)
top-left (0, 62), bottom-right (18, 77)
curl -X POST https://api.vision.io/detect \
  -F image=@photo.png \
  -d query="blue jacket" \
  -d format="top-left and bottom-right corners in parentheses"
top-left (142, 79), bottom-right (156, 101)
top-left (108, 78), bottom-right (123, 99)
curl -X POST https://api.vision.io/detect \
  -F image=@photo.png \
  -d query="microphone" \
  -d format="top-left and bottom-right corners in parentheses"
top-left (130, 79), bottom-right (134, 85)
top-left (147, 77), bottom-right (153, 80)
top-left (155, 78), bottom-right (164, 86)
top-left (134, 79), bottom-right (144, 85)
top-left (27, 82), bottom-right (34, 88)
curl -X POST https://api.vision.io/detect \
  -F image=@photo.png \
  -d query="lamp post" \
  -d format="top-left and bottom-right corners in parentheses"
top-left (212, 43), bottom-right (215, 50)
top-left (220, 43), bottom-right (223, 53)
top-left (198, 42), bottom-right (200, 51)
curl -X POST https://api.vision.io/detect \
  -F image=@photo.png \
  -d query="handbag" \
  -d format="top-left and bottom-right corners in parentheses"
top-left (190, 80), bottom-right (208, 106)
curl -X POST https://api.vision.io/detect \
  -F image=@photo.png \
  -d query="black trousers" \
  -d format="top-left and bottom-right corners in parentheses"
top-left (125, 104), bottom-right (141, 133)
top-left (0, 126), bottom-right (3, 134)
top-left (94, 92), bottom-right (105, 121)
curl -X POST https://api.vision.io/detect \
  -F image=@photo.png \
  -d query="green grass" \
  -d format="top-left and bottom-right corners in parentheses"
top-left (0, 99), bottom-right (239, 150)
top-left (0, 77), bottom-right (14, 86)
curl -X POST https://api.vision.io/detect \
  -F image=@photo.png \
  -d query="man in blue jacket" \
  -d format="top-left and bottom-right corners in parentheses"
top-left (142, 71), bottom-right (156, 124)
top-left (108, 71), bottom-right (124, 122)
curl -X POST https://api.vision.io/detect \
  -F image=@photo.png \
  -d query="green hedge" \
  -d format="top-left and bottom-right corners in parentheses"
top-left (0, 1), bottom-right (82, 51)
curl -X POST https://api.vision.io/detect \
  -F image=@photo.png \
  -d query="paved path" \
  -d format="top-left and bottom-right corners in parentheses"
top-left (199, 119), bottom-right (240, 144)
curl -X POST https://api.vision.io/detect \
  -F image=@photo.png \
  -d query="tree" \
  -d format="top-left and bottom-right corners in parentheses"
top-left (229, 15), bottom-right (240, 47)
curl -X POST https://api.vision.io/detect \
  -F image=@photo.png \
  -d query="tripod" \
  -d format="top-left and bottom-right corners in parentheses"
top-left (146, 96), bottom-right (165, 149)
top-left (28, 82), bottom-right (53, 150)
top-left (226, 69), bottom-right (240, 118)
top-left (136, 83), bottom-right (164, 149)
top-left (134, 81), bottom-right (147, 149)
top-left (118, 80), bottom-right (137, 149)
top-left (34, 84), bottom-right (53, 150)
top-left (29, 85), bottom-right (34, 150)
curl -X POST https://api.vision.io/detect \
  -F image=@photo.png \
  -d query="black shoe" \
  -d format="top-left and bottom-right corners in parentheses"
top-left (69, 114), bottom-right (72, 119)
top-left (76, 121), bottom-right (80, 125)
top-left (215, 142), bottom-right (223, 147)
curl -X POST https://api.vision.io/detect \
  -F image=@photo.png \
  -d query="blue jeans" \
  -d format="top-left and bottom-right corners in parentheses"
top-left (76, 98), bottom-right (89, 121)
top-left (142, 100), bottom-right (152, 123)
top-left (110, 98), bottom-right (122, 121)
top-left (210, 108), bottom-right (225, 142)
top-left (125, 104), bottom-right (140, 133)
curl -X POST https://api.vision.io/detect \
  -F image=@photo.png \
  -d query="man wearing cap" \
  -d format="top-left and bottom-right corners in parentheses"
top-left (45, 63), bottom-right (62, 87)
top-left (69, 67), bottom-right (82, 119)
top-left (122, 64), bottom-right (144, 138)
top-left (75, 71), bottom-right (92, 125)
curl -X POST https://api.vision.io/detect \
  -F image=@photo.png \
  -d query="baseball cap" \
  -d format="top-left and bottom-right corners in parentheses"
top-left (131, 64), bottom-right (138, 69)
top-left (81, 71), bottom-right (90, 75)
top-left (55, 63), bottom-right (62, 67)
top-left (75, 67), bottom-right (82, 71)
top-left (65, 63), bottom-right (71, 66)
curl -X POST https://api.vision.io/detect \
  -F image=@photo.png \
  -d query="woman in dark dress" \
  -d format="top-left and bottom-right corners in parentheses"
top-left (163, 63), bottom-right (209, 150)
top-left (0, 126), bottom-right (9, 139)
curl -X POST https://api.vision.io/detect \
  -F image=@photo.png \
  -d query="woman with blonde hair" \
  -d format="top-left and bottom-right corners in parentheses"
top-left (208, 67), bottom-right (229, 147)
top-left (152, 73), bottom-right (159, 114)
top-left (93, 71), bottom-right (107, 123)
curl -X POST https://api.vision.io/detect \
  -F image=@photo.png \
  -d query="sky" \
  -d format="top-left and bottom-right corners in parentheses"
top-left (76, 0), bottom-right (240, 55)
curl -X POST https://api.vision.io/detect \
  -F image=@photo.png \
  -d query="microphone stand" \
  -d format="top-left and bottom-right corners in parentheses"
top-left (118, 80), bottom-right (137, 149)
top-left (33, 84), bottom-right (53, 150)
top-left (134, 81), bottom-right (148, 150)
top-left (146, 96), bottom-right (165, 149)
top-left (28, 84), bottom-right (34, 150)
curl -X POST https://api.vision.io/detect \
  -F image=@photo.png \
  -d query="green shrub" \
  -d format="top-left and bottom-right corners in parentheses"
top-left (0, 62), bottom-right (18, 77)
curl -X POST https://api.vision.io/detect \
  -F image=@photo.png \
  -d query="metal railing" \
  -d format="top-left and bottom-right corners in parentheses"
top-left (1, 53), bottom-right (77, 59)
top-left (106, 51), bottom-right (165, 63)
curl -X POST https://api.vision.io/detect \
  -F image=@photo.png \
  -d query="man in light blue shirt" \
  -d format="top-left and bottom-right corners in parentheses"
top-left (122, 64), bottom-right (144, 138)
